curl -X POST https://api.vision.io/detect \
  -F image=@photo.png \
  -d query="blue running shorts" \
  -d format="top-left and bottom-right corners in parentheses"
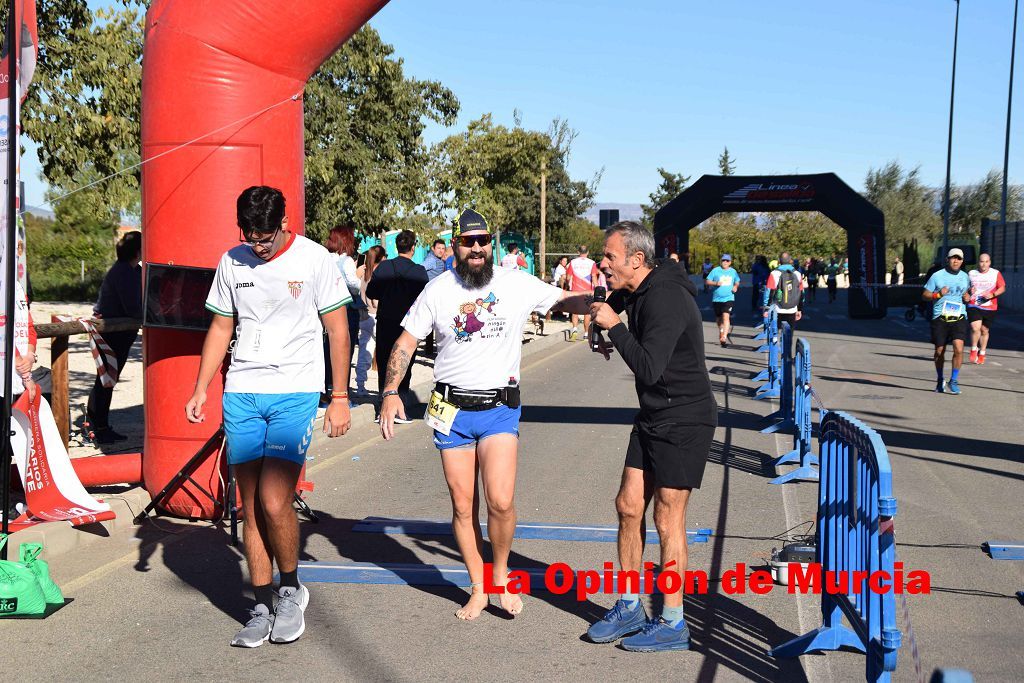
top-left (222, 392), bottom-right (320, 466)
top-left (433, 404), bottom-right (522, 451)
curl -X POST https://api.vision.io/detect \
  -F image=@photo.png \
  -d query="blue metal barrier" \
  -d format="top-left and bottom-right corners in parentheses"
top-left (770, 411), bottom-right (902, 682)
top-left (754, 307), bottom-right (780, 399)
top-left (762, 322), bottom-right (795, 433)
top-left (770, 336), bottom-right (820, 484)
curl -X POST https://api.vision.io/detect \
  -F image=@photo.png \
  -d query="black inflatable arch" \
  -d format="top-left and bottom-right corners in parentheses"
top-left (653, 173), bottom-right (887, 319)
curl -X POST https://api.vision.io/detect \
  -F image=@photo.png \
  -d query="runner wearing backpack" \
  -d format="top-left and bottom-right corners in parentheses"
top-left (763, 253), bottom-right (805, 352)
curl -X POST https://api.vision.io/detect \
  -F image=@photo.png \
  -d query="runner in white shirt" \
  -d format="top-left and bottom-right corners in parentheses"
top-left (379, 209), bottom-right (594, 621)
top-left (185, 186), bottom-right (352, 648)
top-left (967, 253), bottom-right (1007, 364)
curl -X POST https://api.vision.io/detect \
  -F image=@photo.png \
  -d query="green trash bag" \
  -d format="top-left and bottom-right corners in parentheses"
top-left (0, 536), bottom-right (47, 617)
top-left (19, 543), bottom-right (64, 605)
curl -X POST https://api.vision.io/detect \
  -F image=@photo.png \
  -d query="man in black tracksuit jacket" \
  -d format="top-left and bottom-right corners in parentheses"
top-left (584, 221), bottom-right (717, 652)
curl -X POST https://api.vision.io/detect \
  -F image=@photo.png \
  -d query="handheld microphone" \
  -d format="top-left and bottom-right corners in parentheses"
top-left (590, 286), bottom-right (607, 351)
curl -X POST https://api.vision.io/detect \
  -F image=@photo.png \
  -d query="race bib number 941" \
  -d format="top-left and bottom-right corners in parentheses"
top-left (425, 391), bottom-right (459, 436)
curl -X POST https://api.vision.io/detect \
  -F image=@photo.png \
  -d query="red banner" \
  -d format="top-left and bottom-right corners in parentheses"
top-left (9, 391), bottom-right (115, 530)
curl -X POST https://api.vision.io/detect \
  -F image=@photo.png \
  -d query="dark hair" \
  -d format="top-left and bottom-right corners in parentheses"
top-left (395, 229), bottom-right (416, 254)
top-left (432, 239), bottom-right (446, 249)
top-left (509, 243), bottom-right (519, 252)
top-left (237, 186), bottom-right (285, 234)
top-left (326, 224), bottom-right (357, 257)
top-left (116, 230), bottom-right (142, 263)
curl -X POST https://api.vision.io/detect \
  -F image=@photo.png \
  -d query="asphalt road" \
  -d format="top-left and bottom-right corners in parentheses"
top-left (4, 289), bottom-right (1022, 682)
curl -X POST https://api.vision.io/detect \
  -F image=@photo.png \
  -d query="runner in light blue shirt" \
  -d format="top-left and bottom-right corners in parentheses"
top-left (705, 255), bottom-right (740, 347)
top-left (922, 248), bottom-right (971, 395)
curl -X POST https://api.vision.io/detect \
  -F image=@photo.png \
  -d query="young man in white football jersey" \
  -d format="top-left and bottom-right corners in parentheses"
top-left (378, 209), bottom-right (595, 621)
top-left (185, 186), bottom-right (352, 648)
top-left (967, 252), bottom-right (1006, 364)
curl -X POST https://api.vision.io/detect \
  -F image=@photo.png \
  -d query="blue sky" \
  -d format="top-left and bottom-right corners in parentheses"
top-left (23, 0), bottom-right (1022, 211)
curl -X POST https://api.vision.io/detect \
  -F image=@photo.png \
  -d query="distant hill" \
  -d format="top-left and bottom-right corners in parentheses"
top-left (26, 207), bottom-right (55, 221)
top-left (582, 202), bottom-right (644, 225)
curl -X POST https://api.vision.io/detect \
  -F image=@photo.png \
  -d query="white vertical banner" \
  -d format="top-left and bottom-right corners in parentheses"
top-left (0, 0), bottom-right (38, 395)
top-left (0, 0), bottom-right (37, 294)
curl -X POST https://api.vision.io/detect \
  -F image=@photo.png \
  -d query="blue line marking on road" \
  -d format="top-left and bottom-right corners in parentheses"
top-left (351, 517), bottom-right (712, 544)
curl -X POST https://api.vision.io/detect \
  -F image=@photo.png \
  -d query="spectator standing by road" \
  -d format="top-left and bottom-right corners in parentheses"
top-left (892, 257), bottom-right (904, 286)
top-left (967, 252), bottom-right (1006, 365)
top-left (87, 230), bottom-right (142, 444)
top-left (751, 255), bottom-right (770, 317)
top-left (500, 243), bottom-right (527, 270)
top-left (325, 226), bottom-right (364, 398)
top-left (422, 239), bottom-right (449, 355)
top-left (354, 244), bottom-right (386, 397)
top-left (706, 254), bottom-right (739, 348)
top-left (700, 257), bottom-right (713, 293)
top-left (366, 229), bottom-right (428, 418)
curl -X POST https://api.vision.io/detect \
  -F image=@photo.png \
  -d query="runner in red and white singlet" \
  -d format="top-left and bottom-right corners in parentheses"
top-left (566, 244), bottom-right (600, 341)
top-left (967, 253), bottom-right (1006, 364)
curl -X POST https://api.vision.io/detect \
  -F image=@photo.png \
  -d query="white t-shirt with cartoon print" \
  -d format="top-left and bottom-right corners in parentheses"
top-left (403, 268), bottom-right (563, 390)
top-left (205, 233), bottom-right (351, 394)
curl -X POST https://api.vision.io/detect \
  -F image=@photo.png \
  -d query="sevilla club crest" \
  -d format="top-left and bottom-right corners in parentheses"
top-left (288, 281), bottom-right (303, 300)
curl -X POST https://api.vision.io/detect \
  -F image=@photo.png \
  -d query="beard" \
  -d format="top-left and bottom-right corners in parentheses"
top-left (455, 252), bottom-right (494, 289)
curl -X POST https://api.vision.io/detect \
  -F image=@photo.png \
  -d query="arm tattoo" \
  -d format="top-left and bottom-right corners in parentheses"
top-left (384, 348), bottom-right (412, 390)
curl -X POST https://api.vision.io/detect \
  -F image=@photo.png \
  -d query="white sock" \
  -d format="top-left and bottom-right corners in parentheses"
top-left (971, 346), bottom-right (979, 352)
top-left (979, 350), bottom-right (986, 356)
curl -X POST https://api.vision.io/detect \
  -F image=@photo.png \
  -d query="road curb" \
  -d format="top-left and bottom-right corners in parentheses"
top-left (5, 486), bottom-right (152, 560)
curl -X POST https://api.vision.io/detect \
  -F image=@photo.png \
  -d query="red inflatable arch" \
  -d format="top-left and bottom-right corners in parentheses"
top-left (139, 0), bottom-right (389, 517)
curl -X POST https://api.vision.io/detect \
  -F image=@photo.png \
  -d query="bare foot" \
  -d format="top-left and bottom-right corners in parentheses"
top-left (455, 588), bottom-right (489, 621)
top-left (494, 571), bottom-right (524, 616)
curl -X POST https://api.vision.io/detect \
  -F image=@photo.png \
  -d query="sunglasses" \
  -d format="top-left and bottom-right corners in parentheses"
top-left (239, 228), bottom-right (279, 249)
top-left (458, 234), bottom-right (492, 248)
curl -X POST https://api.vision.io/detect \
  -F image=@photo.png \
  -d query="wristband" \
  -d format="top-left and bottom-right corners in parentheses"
top-left (381, 390), bottom-right (400, 399)
top-left (331, 391), bottom-right (348, 398)
top-left (933, 292), bottom-right (941, 300)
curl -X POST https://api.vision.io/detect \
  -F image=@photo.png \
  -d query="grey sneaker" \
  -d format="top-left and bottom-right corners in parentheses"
top-left (231, 604), bottom-right (274, 648)
top-left (270, 585), bottom-right (309, 643)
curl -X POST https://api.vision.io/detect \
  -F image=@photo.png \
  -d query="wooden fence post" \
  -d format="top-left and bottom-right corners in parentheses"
top-left (50, 334), bottom-right (69, 448)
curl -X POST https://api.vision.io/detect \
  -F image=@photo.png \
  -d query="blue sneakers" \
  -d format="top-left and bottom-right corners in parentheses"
top-left (947, 379), bottom-right (961, 395)
top-left (621, 616), bottom-right (691, 652)
top-left (587, 600), bottom-right (647, 643)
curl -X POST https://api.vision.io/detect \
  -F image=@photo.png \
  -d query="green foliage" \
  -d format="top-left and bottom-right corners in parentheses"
top-left (25, 212), bottom-right (111, 301)
top-left (431, 114), bottom-right (597, 241)
top-left (718, 147), bottom-right (736, 176)
top-left (304, 26), bottom-right (458, 243)
top-left (546, 217), bottom-right (604, 270)
top-left (864, 162), bottom-right (941, 263)
top-left (948, 169), bottom-right (1023, 236)
top-left (20, 0), bottom-right (144, 221)
top-left (689, 212), bottom-right (844, 271)
top-left (640, 168), bottom-right (690, 227)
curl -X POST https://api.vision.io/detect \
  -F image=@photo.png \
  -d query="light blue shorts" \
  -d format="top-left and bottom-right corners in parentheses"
top-left (433, 405), bottom-right (521, 451)
top-left (222, 392), bottom-right (319, 466)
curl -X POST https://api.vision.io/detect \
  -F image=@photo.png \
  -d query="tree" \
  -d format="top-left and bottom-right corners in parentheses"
top-left (547, 217), bottom-right (604, 266)
top-left (19, 0), bottom-right (145, 227)
top-left (718, 146), bottom-right (736, 176)
top-left (304, 26), bottom-right (458, 241)
top-left (864, 162), bottom-right (941, 263)
top-left (431, 114), bottom-right (597, 241)
top-left (948, 170), bottom-right (1023, 236)
top-left (640, 168), bottom-right (690, 227)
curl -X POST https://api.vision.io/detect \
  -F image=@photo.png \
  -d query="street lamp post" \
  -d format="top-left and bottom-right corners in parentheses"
top-left (942, 0), bottom-right (961, 255)
top-left (1001, 0), bottom-right (1019, 228)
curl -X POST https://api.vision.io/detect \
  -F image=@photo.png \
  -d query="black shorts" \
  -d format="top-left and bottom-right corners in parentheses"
top-left (967, 308), bottom-right (996, 328)
top-left (625, 417), bottom-right (715, 489)
top-left (930, 316), bottom-right (969, 347)
top-left (713, 301), bottom-right (734, 317)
